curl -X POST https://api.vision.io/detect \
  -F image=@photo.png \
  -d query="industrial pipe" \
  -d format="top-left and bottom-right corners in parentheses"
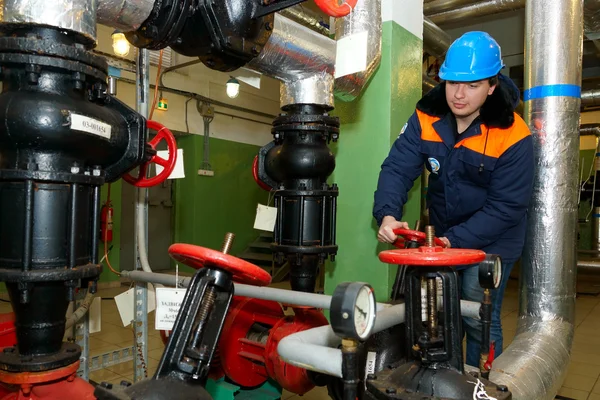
top-left (279, 5), bottom-right (331, 36)
top-left (424, 0), bottom-right (481, 15)
top-left (97, 0), bottom-right (155, 32)
top-left (428, 0), bottom-right (525, 26)
top-left (582, 89), bottom-right (600, 107)
top-left (489, 0), bottom-right (583, 398)
top-left (423, 17), bottom-right (452, 59)
top-left (581, 124), bottom-right (600, 136)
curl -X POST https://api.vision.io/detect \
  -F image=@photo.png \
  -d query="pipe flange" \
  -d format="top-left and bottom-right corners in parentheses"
top-left (0, 343), bottom-right (81, 372)
top-left (0, 264), bottom-right (102, 283)
top-left (0, 53), bottom-right (107, 81)
top-left (0, 170), bottom-right (105, 186)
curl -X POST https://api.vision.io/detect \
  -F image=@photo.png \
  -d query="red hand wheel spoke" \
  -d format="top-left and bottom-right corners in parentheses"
top-left (168, 243), bottom-right (272, 286)
top-left (252, 155), bottom-right (272, 192)
top-left (392, 228), bottom-right (446, 248)
top-left (122, 120), bottom-right (178, 188)
top-left (314, 0), bottom-right (358, 17)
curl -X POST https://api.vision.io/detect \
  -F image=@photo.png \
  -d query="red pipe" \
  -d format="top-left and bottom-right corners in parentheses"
top-left (314, 0), bottom-right (358, 17)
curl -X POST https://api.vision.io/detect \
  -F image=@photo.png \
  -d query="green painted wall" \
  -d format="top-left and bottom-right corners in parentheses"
top-left (325, 20), bottom-right (423, 300)
top-left (174, 135), bottom-right (269, 274)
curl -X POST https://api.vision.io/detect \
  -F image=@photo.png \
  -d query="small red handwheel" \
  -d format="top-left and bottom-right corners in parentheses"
top-left (168, 243), bottom-right (272, 286)
top-left (392, 228), bottom-right (445, 248)
top-left (314, 0), bottom-right (358, 17)
top-left (122, 120), bottom-right (178, 188)
top-left (379, 247), bottom-right (486, 266)
top-left (252, 155), bottom-right (272, 191)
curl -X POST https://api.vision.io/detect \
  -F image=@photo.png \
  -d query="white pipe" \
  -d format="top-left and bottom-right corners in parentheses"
top-left (136, 188), bottom-right (153, 273)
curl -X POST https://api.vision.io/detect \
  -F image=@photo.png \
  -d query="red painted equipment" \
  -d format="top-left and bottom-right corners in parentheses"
top-left (314, 0), bottom-right (358, 17)
top-left (252, 155), bottom-right (272, 192)
top-left (122, 120), bottom-right (178, 188)
top-left (0, 361), bottom-right (95, 400)
top-left (217, 297), bottom-right (328, 395)
top-left (392, 228), bottom-right (446, 248)
top-left (0, 314), bottom-right (16, 349)
top-left (379, 246), bottom-right (486, 266)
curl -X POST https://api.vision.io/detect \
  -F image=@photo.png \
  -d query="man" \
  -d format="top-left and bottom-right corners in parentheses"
top-left (373, 31), bottom-right (534, 367)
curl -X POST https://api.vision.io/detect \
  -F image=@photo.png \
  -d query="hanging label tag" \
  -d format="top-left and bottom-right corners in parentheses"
top-left (70, 113), bottom-right (112, 140)
top-left (364, 351), bottom-right (377, 389)
top-left (253, 203), bottom-right (277, 232)
top-left (89, 296), bottom-right (102, 334)
top-left (114, 287), bottom-right (157, 327)
top-left (155, 287), bottom-right (187, 331)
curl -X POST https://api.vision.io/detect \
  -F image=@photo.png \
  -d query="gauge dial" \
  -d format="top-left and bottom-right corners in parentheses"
top-left (478, 254), bottom-right (502, 290)
top-left (331, 282), bottom-right (377, 341)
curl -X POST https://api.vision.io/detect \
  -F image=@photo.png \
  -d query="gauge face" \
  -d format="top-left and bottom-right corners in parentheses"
top-left (479, 254), bottom-right (502, 290)
top-left (331, 282), bottom-right (377, 341)
top-left (354, 285), bottom-right (376, 340)
top-left (492, 256), bottom-right (502, 289)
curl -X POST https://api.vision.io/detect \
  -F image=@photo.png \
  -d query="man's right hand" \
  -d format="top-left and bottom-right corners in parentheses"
top-left (377, 216), bottom-right (409, 244)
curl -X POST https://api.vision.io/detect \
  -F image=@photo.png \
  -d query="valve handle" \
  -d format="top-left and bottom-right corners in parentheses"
top-left (379, 247), bottom-right (486, 266)
top-left (314, 0), bottom-right (358, 17)
top-left (392, 228), bottom-right (446, 248)
top-left (122, 120), bottom-right (178, 188)
top-left (168, 243), bottom-right (272, 286)
top-left (252, 155), bottom-right (273, 191)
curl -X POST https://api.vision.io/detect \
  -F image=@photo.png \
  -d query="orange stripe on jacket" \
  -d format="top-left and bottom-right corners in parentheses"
top-left (416, 110), bottom-right (442, 143)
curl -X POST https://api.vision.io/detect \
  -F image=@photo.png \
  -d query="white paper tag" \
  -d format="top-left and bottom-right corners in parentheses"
top-left (155, 287), bottom-right (187, 331)
top-left (70, 113), bottom-right (112, 140)
top-left (114, 286), bottom-right (157, 327)
top-left (335, 31), bottom-right (369, 79)
top-left (155, 148), bottom-right (185, 179)
top-left (364, 351), bottom-right (377, 389)
top-left (89, 296), bottom-right (102, 334)
top-left (253, 203), bottom-right (277, 232)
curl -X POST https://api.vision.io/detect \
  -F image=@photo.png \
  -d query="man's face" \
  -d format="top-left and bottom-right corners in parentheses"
top-left (445, 79), bottom-right (496, 118)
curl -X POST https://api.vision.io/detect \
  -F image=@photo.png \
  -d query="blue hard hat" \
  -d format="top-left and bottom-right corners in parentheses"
top-left (438, 31), bottom-right (504, 82)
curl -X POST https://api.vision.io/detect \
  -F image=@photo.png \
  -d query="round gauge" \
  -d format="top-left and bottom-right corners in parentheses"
top-left (330, 282), bottom-right (377, 341)
top-left (478, 254), bottom-right (502, 290)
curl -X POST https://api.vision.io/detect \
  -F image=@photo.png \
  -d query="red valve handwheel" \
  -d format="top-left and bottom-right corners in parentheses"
top-left (392, 228), bottom-right (446, 248)
top-left (168, 243), bottom-right (272, 286)
top-left (379, 247), bottom-right (486, 266)
top-left (122, 120), bottom-right (178, 188)
top-left (252, 155), bottom-right (272, 191)
top-left (314, 0), bottom-right (358, 17)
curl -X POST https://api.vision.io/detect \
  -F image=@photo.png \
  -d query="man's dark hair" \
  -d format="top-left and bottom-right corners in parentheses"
top-left (488, 75), bottom-right (499, 86)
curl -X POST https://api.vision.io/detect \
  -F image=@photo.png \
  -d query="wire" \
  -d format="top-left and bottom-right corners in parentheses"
top-left (149, 50), bottom-right (164, 120)
top-left (103, 183), bottom-right (121, 276)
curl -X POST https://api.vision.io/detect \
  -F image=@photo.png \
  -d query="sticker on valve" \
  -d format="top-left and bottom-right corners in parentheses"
top-left (155, 287), bottom-right (187, 331)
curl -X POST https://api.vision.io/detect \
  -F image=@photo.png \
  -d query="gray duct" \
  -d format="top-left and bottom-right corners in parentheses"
top-left (489, 0), bottom-right (583, 399)
top-left (585, 0), bottom-right (600, 37)
top-left (0, 0), bottom-right (97, 42)
top-left (422, 74), bottom-right (439, 93)
top-left (582, 89), bottom-right (600, 107)
top-left (279, 5), bottom-right (331, 36)
top-left (423, 17), bottom-right (452, 60)
top-left (97, 0), bottom-right (155, 32)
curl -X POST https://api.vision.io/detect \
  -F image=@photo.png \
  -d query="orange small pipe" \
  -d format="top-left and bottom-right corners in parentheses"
top-left (314, 0), bottom-right (358, 17)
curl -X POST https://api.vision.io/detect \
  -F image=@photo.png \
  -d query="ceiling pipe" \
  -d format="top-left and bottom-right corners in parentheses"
top-left (423, 17), bottom-right (452, 59)
top-left (429, 0), bottom-right (525, 25)
top-left (489, 0), bottom-right (583, 399)
top-left (279, 5), bottom-right (331, 36)
top-left (582, 89), bottom-right (600, 107)
top-left (97, 0), bottom-right (155, 31)
top-left (581, 123), bottom-right (600, 136)
top-left (424, 0), bottom-right (481, 15)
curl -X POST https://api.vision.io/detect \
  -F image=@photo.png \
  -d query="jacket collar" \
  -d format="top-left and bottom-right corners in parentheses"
top-left (416, 74), bottom-right (520, 131)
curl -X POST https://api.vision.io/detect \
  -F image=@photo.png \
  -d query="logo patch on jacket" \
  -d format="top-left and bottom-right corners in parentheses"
top-left (428, 157), bottom-right (440, 174)
top-left (397, 123), bottom-right (408, 138)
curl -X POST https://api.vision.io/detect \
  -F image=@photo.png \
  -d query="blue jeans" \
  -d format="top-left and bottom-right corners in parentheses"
top-left (460, 261), bottom-right (515, 367)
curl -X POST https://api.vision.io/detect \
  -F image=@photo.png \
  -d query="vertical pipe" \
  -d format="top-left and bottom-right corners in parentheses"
top-left (69, 183), bottom-right (79, 269)
top-left (489, 0), bottom-right (583, 398)
top-left (91, 186), bottom-right (101, 264)
top-left (22, 180), bottom-right (33, 272)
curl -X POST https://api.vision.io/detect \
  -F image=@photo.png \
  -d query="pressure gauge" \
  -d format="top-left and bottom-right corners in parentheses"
top-left (479, 254), bottom-right (502, 290)
top-left (330, 282), bottom-right (377, 341)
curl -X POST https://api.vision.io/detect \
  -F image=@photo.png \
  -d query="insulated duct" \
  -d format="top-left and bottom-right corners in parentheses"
top-left (488, 0), bottom-right (583, 399)
top-left (423, 17), bottom-right (452, 60)
top-left (585, 0), bottom-right (600, 38)
top-left (97, 0), bottom-right (155, 32)
top-left (581, 123), bottom-right (600, 136)
top-left (582, 89), bottom-right (600, 107)
top-left (248, 0), bottom-right (381, 107)
top-left (422, 74), bottom-right (439, 93)
top-left (0, 0), bottom-right (97, 43)
top-left (428, 0), bottom-right (525, 26)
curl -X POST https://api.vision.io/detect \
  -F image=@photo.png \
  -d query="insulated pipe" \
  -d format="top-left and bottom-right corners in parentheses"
top-left (423, 17), bottom-right (452, 60)
top-left (97, 0), bottom-right (155, 32)
top-left (422, 74), bottom-right (439, 93)
top-left (279, 5), bottom-right (331, 36)
top-left (578, 258), bottom-right (600, 268)
top-left (428, 0), bottom-right (525, 26)
top-left (581, 124), bottom-right (600, 136)
top-left (489, 0), bottom-right (583, 398)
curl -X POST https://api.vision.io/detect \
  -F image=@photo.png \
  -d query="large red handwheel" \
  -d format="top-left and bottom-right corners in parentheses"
top-left (122, 120), bottom-right (178, 188)
top-left (379, 247), bottom-right (486, 266)
top-left (168, 243), bottom-right (272, 286)
top-left (252, 155), bottom-right (272, 191)
top-left (314, 0), bottom-right (358, 17)
top-left (393, 228), bottom-right (445, 248)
